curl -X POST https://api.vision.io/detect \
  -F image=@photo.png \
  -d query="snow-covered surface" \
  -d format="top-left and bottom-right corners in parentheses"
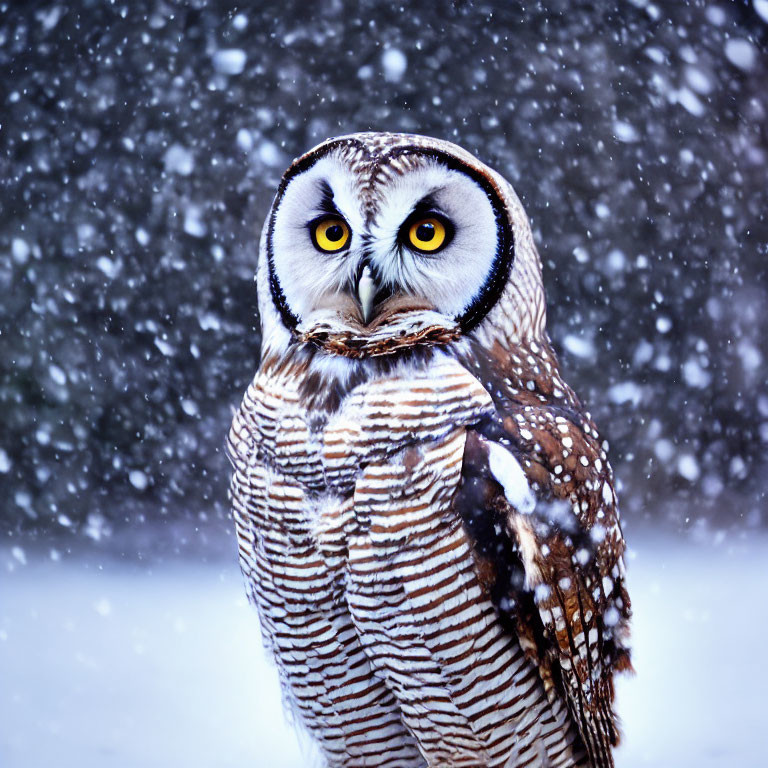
top-left (615, 532), bottom-right (768, 767)
top-left (0, 556), bottom-right (313, 768)
top-left (2, 532), bottom-right (767, 767)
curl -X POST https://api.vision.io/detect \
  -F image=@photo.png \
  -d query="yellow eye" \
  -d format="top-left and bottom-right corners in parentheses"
top-left (407, 217), bottom-right (448, 252)
top-left (312, 217), bottom-right (350, 252)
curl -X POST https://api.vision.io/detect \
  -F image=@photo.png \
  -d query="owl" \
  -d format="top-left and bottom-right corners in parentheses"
top-left (227, 132), bottom-right (632, 768)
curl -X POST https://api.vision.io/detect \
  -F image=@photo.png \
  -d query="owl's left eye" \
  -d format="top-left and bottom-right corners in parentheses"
top-left (310, 216), bottom-right (350, 253)
top-left (402, 213), bottom-right (453, 254)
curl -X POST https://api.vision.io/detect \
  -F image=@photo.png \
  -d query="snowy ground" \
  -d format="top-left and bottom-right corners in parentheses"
top-left (2, 532), bottom-right (767, 768)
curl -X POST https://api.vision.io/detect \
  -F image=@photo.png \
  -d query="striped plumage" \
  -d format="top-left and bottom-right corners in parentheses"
top-left (228, 133), bottom-right (631, 767)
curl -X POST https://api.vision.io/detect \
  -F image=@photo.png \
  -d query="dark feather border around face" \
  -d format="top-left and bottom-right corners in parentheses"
top-left (265, 136), bottom-right (515, 336)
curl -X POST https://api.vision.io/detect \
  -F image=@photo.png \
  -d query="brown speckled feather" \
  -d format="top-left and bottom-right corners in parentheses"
top-left (456, 336), bottom-right (632, 768)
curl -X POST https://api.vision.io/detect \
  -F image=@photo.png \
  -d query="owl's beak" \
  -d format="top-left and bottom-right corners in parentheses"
top-left (356, 264), bottom-right (378, 325)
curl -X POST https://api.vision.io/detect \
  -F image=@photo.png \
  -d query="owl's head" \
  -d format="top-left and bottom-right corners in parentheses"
top-left (257, 133), bottom-right (546, 360)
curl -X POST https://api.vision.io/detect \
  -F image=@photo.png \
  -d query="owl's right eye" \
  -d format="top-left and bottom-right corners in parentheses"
top-left (310, 216), bottom-right (350, 253)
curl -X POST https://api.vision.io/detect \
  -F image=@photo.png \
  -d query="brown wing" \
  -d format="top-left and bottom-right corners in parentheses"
top-left (456, 346), bottom-right (632, 768)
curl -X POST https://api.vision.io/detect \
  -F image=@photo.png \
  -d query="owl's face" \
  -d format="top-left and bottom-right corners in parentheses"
top-left (259, 134), bottom-right (545, 358)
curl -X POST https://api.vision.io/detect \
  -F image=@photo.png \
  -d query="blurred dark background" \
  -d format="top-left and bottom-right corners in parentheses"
top-left (1, 0), bottom-right (767, 554)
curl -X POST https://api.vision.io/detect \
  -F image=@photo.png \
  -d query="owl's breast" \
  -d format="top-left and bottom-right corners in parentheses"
top-left (227, 352), bottom-right (496, 611)
top-left (230, 351), bottom-right (496, 496)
